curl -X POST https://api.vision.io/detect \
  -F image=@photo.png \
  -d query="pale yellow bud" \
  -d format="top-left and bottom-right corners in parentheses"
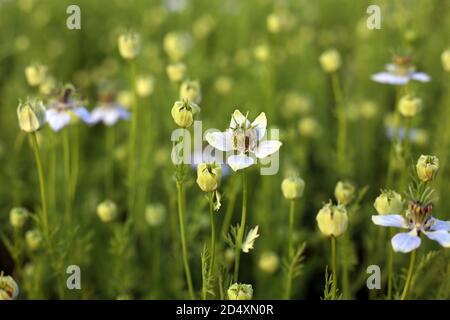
top-left (0, 275), bottom-right (19, 300)
top-left (283, 93), bottom-right (311, 117)
top-left (163, 32), bottom-right (191, 62)
top-left (316, 203), bottom-right (348, 237)
top-left (96, 200), bottom-right (118, 223)
top-left (359, 100), bottom-right (378, 120)
top-left (416, 155), bottom-right (439, 182)
top-left (25, 229), bottom-right (43, 251)
top-left (145, 203), bottom-right (165, 227)
top-left (258, 251), bottom-right (279, 274)
top-left (267, 13), bottom-right (282, 33)
top-left (25, 64), bottom-right (47, 87)
top-left (298, 116), bottom-right (320, 138)
top-left (17, 99), bottom-right (46, 133)
top-left (319, 49), bottom-right (341, 73)
top-left (227, 283), bottom-right (253, 300)
top-left (373, 190), bottom-right (403, 215)
top-left (171, 100), bottom-right (200, 128)
top-left (398, 95), bottom-right (422, 117)
top-left (196, 162), bottom-right (222, 192)
top-left (179, 80), bottom-right (202, 104)
top-left (254, 45), bottom-right (270, 63)
top-left (214, 76), bottom-right (233, 95)
top-left (117, 32), bottom-right (141, 60)
top-left (39, 76), bottom-right (56, 96)
top-left (9, 207), bottom-right (29, 229)
top-left (281, 176), bottom-right (305, 200)
top-left (136, 75), bottom-right (155, 98)
top-left (441, 49), bottom-right (450, 72)
top-left (334, 181), bottom-right (355, 205)
top-left (117, 90), bottom-right (133, 109)
top-left (166, 62), bottom-right (186, 83)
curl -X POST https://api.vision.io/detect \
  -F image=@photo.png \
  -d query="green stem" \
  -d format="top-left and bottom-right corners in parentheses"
top-left (176, 180), bottom-right (195, 299)
top-left (106, 128), bottom-right (115, 197)
top-left (288, 200), bottom-right (296, 258)
top-left (331, 72), bottom-right (347, 175)
top-left (387, 227), bottom-right (394, 299)
top-left (208, 192), bottom-right (216, 280)
top-left (401, 249), bottom-right (417, 300)
top-left (331, 236), bottom-right (337, 300)
top-left (63, 128), bottom-right (72, 224)
top-left (30, 133), bottom-right (50, 244)
top-left (128, 60), bottom-right (138, 217)
top-left (400, 118), bottom-right (412, 192)
top-left (234, 169), bottom-right (248, 282)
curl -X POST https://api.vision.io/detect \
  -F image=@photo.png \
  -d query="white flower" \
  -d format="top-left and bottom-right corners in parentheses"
top-left (242, 225), bottom-right (260, 253)
top-left (372, 201), bottom-right (450, 253)
top-left (46, 85), bottom-right (90, 131)
top-left (90, 93), bottom-right (130, 126)
top-left (371, 55), bottom-right (430, 85)
top-left (205, 110), bottom-right (282, 171)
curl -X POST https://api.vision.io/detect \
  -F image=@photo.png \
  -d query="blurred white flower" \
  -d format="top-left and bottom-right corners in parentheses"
top-left (90, 92), bottom-right (130, 126)
top-left (371, 54), bottom-right (430, 85)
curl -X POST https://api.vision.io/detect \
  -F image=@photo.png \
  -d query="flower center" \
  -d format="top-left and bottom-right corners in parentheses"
top-left (407, 201), bottom-right (433, 230)
top-left (232, 128), bottom-right (256, 154)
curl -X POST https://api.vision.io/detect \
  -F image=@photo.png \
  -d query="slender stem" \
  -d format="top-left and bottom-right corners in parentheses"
top-left (400, 117), bottom-right (412, 191)
top-left (128, 60), bottom-right (138, 217)
top-left (220, 175), bottom-right (239, 238)
top-left (387, 227), bottom-right (394, 299)
top-left (63, 128), bottom-right (72, 224)
top-left (234, 169), bottom-right (248, 282)
top-left (106, 128), bottom-right (115, 196)
top-left (30, 133), bottom-right (50, 243)
top-left (331, 72), bottom-right (347, 175)
top-left (208, 192), bottom-right (216, 279)
top-left (331, 236), bottom-right (337, 300)
top-left (288, 200), bottom-right (296, 258)
top-left (401, 249), bottom-right (417, 300)
top-left (176, 180), bottom-right (195, 299)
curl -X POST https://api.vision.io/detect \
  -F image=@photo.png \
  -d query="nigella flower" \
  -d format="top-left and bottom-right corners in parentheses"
top-left (205, 110), bottom-right (282, 172)
top-left (89, 91), bottom-right (130, 126)
top-left (386, 127), bottom-right (419, 141)
top-left (371, 54), bottom-right (430, 85)
top-left (46, 84), bottom-right (90, 131)
top-left (372, 201), bottom-right (450, 253)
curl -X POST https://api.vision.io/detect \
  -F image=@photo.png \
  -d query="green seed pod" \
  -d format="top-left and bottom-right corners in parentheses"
top-left (227, 283), bottom-right (253, 300)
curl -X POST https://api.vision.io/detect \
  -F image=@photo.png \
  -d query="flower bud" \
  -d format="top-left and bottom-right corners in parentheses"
top-left (416, 155), bottom-right (439, 182)
top-left (163, 32), bottom-right (191, 62)
top-left (334, 181), bottom-right (355, 205)
top-left (9, 207), bottom-right (29, 229)
top-left (117, 90), bottom-right (132, 109)
top-left (17, 99), bottom-right (46, 133)
top-left (398, 95), bottom-right (422, 117)
top-left (171, 100), bottom-right (200, 128)
top-left (441, 49), bottom-right (450, 72)
top-left (145, 203), bottom-right (165, 227)
top-left (281, 176), bottom-right (305, 200)
top-left (316, 202), bottom-right (348, 237)
top-left (267, 13), bottom-right (282, 33)
top-left (25, 64), bottom-right (47, 87)
top-left (254, 45), bottom-right (270, 63)
top-left (227, 283), bottom-right (253, 300)
top-left (25, 230), bottom-right (43, 251)
top-left (179, 80), bottom-right (202, 104)
top-left (298, 117), bottom-right (320, 138)
top-left (136, 75), bottom-right (155, 98)
top-left (373, 190), bottom-right (403, 215)
top-left (319, 49), bottom-right (341, 73)
top-left (96, 200), bottom-right (118, 223)
top-left (258, 251), bottom-right (279, 274)
top-left (39, 76), bottom-right (56, 96)
top-left (0, 275), bottom-right (19, 300)
top-left (166, 62), bottom-right (186, 83)
top-left (117, 32), bottom-right (141, 60)
top-left (196, 162), bottom-right (222, 192)
top-left (214, 76), bottom-right (233, 96)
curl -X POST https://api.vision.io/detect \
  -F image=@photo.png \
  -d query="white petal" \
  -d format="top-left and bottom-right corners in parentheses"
top-left (205, 131), bottom-right (233, 152)
top-left (424, 230), bottom-right (450, 247)
top-left (371, 72), bottom-right (409, 85)
top-left (371, 215), bottom-right (407, 228)
top-left (391, 231), bottom-right (421, 253)
top-left (89, 107), bottom-right (106, 124)
top-left (254, 140), bottom-right (281, 158)
top-left (242, 225), bottom-right (260, 253)
top-left (430, 218), bottom-right (450, 231)
top-left (227, 154), bottom-right (254, 171)
top-left (46, 110), bottom-right (71, 132)
top-left (251, 112), bottom-right (267, 140)
top-left (116, 106), bottom-right (130, 120)
top-left (411, 72), bottom-right (431, 82)
top-left (230, 109), bottom-right (250, 129)
top-left (73, 107), bottom-right (91, 123)
top-left (103, 109), bottom-right (121, 126)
